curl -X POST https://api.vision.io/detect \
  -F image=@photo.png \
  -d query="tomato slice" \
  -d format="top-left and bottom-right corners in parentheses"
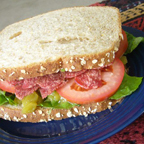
top-left (115, 29), bottom-right (128, 58)
top-left (57, 58), bottom-right (124, 104)
top-left (0, 80), bottom-right (15, 93)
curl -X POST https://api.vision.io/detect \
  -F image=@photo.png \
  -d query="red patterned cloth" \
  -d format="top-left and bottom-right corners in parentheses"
top-left (90, 0), bottom-right (144, 143)
top-left (100, 114), bottom-right (144, 143)
top-left (123, 16), bottom-right (144, 32)
top-left (90, 0), bottom-right (144, 31)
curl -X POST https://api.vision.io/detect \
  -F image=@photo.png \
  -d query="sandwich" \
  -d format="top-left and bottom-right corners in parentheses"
top-left (0, 6), bottom-right (142, 123)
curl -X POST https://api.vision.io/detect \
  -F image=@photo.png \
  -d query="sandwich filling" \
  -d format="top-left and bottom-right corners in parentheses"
top-left (0, 31), bottom-right (143, 114)
top-left (8, 69), bottom-right (103, 100)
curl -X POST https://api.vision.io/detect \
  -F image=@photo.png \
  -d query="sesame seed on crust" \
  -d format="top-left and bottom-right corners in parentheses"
top-left (0, 99), bottom-right (122, 123)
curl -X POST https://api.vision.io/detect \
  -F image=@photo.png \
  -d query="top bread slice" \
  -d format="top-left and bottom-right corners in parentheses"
top-left (0, 6), bottom-right (122, 81)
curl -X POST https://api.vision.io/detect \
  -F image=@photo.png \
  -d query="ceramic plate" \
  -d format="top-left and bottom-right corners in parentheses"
top-left (0, 26), bottom-right (144, 144)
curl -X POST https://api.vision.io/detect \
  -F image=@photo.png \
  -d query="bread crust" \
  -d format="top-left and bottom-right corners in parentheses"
top-left (0, 6), bottom-right (122, 81)
top-left (0, 47), bottom-right (118, 81)
top-left (0, 99), bottom-right (122, 123)
top-left (0, 39), bottom-right (121, 81)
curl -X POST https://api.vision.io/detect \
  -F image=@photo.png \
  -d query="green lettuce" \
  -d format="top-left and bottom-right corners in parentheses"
top-left (125, 32), bottom-right (144, 54)
top-left (110, 31), bottom-right (144, 100)
top-left (0, 90), bottom-right (16, 105)
top-left (39, 96), bottom-right (78, 109)
top-left (110, 73), bottom-right (142, 100)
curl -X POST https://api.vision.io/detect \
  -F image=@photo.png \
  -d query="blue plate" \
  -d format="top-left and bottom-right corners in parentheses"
top-left (0, 26), bottom-right (144, 144)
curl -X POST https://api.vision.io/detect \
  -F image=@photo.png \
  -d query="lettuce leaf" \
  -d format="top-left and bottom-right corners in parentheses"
top-left (109, 32), bottom-right (143, 100)
top-left (125, 32), bottom-right (144, 54)
top-left (39, 92), bottom-right (78, 109)
top-left (110, 73), bottom-right (142, 100)
top-left (0, 90), bottom-right (16, 105)
top-left (39, 101), bottom-right (78, 109)
top-left (0, 91), bottom-right (7, 105)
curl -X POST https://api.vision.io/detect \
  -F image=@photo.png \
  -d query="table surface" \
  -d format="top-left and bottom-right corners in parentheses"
top-left (0, 0), bottom-right (144, 143)
top-left (0, 0), bottom-right (101, 30)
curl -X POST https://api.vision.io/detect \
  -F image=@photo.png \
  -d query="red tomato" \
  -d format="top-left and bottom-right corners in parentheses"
top-left (0, 80), bottom-right (15, 93)
top-left (57, 58), bottom-right (124, 104)
top-left (115, 29), bottom-right (128, 58)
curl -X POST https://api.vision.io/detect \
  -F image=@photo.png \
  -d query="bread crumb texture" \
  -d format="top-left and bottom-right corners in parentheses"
top-left (0, 7), bottom-right (122, 80)
top-left (0, 99), bottom-right (121, 123)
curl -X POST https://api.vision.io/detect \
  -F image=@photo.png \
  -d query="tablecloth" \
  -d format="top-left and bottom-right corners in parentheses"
top-left (90, 0), bottom-right (144, 143)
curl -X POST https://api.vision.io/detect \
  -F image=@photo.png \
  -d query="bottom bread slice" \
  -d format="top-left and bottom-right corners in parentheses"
top-left (0, 99), bottom-right (122, 123)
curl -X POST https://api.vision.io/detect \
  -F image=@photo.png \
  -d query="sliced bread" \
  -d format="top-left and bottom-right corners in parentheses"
top-left (0, 6), bottom-right (122, 81)
top-left (0, 99), bottom-right (122, 122)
